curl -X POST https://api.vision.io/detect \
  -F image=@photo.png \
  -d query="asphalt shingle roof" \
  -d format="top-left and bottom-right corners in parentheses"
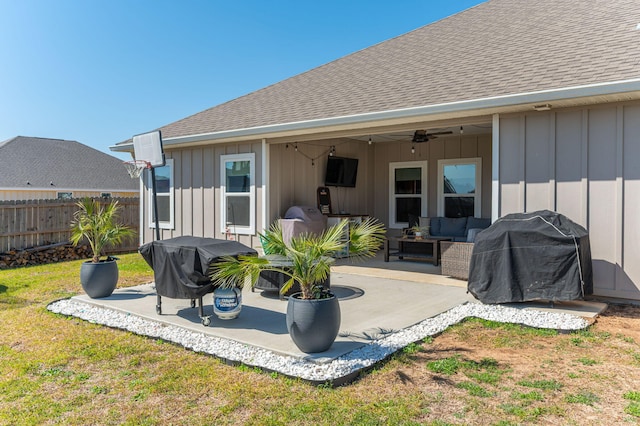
top-left (142, 0), bottom-right (640, 141)
top-left (0, 136), bottom-right (139, 190)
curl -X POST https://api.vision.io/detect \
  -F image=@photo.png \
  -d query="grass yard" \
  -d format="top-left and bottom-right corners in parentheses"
top-left (2, 253), bottom-right (640, 425)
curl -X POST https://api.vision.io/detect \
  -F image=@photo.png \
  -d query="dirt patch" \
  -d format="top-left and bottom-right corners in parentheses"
top-left (357, 303), bottom-right (640, 425)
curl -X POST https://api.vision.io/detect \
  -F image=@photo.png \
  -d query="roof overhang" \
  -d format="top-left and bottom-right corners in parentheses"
top-left (110, 78), bottom-right (640, 152)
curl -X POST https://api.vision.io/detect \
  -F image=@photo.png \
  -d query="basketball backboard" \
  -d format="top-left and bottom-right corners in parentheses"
top-left (132, 130), bottom-right (165, 168)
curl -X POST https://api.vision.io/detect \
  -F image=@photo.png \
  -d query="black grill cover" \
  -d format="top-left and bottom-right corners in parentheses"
top-left (139, 236), bottom-right (257, 299)
top-left (468, 210), bottom-right (593, 304)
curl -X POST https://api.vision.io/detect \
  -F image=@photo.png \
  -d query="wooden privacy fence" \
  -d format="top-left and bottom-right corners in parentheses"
top-left (0, 198), bottom-right (139, 253)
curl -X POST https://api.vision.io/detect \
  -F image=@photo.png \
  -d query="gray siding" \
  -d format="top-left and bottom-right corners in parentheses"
top-left (141, 142), bottom-right (263, 249)
top-left (498, 101), bottom-right (640, 299)
top-left (372, 134), bottom-right (492, 232)
top-left (268, 135), bottom-right (492, 234)
top-left (268, 139), bottom-right (375, 223)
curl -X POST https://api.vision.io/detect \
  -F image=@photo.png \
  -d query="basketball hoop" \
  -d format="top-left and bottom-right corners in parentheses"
top-left (123, 160), bottom-right (151, 178)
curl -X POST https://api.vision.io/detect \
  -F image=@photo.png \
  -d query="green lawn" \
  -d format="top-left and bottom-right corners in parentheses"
top-left (2, 254), bottom-right (640, 425)
top-left (0, 254), bottom-right (425, 425)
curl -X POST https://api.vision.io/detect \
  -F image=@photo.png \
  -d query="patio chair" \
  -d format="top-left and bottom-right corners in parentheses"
top-left (440, 241), bottom-right (474, 280)
top-left (440, 228), bottom-right (485, 280)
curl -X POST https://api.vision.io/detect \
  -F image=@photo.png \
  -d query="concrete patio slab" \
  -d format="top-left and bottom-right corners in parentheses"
top-left (59, 255), bottom-right (607, 385)
top-left (72, 270), bottom-right (478, 363)
top-left (70, 252), bottom-right (606, 363)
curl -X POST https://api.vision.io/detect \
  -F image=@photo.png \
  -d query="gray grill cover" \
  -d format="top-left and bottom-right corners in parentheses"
top-left (468, 210), bottom-right (593, 304)
top-left (280, 206), bottom-right (327, 243)
top-left (139, 236), bottom-right (257, 299)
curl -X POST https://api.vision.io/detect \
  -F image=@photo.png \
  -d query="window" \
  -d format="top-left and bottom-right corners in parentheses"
top-left (221, 153), bottom-right (255, 235)
top-left (57, 192), bottom-right (73, 199)
top-left (388, 161), bottom-right (428, 229)
top-left (100, 193), bottom-right (111, 199)
top-left (147, 158), bottom-right (174, 229)
top-left (437, 158), bottom-right (482, 217)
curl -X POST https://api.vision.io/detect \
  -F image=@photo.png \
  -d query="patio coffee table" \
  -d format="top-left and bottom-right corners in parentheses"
top-left (384, 236), bottom-right (452, 266)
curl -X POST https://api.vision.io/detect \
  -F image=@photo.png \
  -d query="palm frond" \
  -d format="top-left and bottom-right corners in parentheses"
top-left (348, 217), bottom-right (387, 260)
top-left (210, 217), bottom-right (386, 299)
top-left (259, 221), bottom-right (288, 256)
top-left (70, 198), bottom-right (134, 262)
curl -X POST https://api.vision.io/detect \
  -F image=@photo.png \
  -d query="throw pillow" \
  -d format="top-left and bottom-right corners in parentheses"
top-left (440, 217), bottom-right (468, 237)
top-left (429, 217), bottom-right (441, 235)
top-left (466, 217), bottom-right (491, 235)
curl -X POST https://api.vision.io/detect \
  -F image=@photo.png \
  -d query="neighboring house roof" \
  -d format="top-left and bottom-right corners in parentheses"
top-left (0, 136), bottom-right (138, 191)
top-left (113, 0), bottom-right (640, 149)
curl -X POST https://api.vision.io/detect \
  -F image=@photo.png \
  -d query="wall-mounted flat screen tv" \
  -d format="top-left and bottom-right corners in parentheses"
top-left (324, 156), bottom-right (358, 187)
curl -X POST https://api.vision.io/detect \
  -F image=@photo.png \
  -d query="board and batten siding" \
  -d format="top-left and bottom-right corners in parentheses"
top-left (371, 134), bottom-right (492, 234)
top-left (140, 142), bottom-right (264, 249)
top-left (497, 101), bottom-right (640, 300)
top-left (267, 139), bottom-right (376, 223)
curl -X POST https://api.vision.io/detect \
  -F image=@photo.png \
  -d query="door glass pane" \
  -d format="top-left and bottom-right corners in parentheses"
top-left (445, 197), bottom-right (474, 218)
top-left (443, 164), bottom-right (476, 194)
top-left (395, 167), bottom-right (422, 194)
top-left (225, 161), bottom-right (251, 193)
top-left (396, 198), bottom-right (421, 223)
top-left (226, 196), bottom-right (250, 226)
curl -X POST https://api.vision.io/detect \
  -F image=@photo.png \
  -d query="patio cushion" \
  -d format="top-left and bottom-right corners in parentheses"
top-left (440, 217), bottom-right (467, 237)
top-left (428, 217), bottom-right (442, 235)
top-left (418, 216), bottom-right (430, 232)
top-left (466, 217), bottom-right (491, 236)
top-left (466, 228), bottom-right (484, 242)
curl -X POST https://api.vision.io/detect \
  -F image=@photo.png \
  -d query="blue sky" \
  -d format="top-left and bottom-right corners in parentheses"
top-left (0, 0), bottom-right (485, 161)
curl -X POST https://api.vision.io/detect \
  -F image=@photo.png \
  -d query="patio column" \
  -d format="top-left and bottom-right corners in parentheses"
top-left (262, 138), bottom-right (269, 234)
top-left (491, 113), bottom-right (500, 223)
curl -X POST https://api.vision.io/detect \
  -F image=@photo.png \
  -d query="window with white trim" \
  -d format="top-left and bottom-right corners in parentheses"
top-left (388, 161), bottom-right (428, 229)
top-left (221, 153), bottom-right (255, 235)
top-left (437, 158), bottom-right (482, 218)
top-left (148, 158), bottom-right (174, 229)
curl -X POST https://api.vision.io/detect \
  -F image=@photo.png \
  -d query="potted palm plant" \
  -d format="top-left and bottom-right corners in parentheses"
top-left (70, 198), bottom-right (134, 298)
top-left (210, 217), bottom-right (386, 353)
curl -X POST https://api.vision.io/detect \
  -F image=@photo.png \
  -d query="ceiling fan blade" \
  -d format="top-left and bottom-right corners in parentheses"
top-left (426, 131), bottom-right (453, 136)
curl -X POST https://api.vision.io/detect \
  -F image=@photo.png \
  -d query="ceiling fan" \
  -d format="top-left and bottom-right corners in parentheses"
top-left (411, 129), bottom-right (453, 143)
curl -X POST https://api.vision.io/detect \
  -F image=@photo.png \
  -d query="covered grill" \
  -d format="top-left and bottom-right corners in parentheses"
top-left (279, 206), bottom-right (327, 243)
top-left (139, 236), bottom-right (257, 323)
top-left (468, 210), bottom-right (593, 304)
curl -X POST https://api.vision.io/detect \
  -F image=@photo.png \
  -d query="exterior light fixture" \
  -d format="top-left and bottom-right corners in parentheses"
top-left (533, 104), bottom-right (552, 111)
top-left (368, 136), bottom-right (372, 145)
top-left (411, 145), bottom-right (415, 154)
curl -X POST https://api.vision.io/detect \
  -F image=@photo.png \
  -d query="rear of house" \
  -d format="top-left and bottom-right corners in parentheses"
top-left (112, 0), bottom-right (640, 301)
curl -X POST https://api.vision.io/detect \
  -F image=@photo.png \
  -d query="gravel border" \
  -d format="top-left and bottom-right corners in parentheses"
top-left (47, 299), bottom-right (590, 385)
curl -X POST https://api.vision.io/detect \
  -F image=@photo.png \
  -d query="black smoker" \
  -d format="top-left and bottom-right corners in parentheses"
top-left (139, 236), bottom-right (257, 325)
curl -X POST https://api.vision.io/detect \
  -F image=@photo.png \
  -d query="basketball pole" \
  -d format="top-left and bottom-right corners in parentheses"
top-left (150, 167), bottom-right (161, 242)
top-left (131, 130), bottom-right (165, 315)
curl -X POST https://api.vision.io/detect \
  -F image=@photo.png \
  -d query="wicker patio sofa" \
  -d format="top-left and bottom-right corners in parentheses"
top-left (440, 241), bottom-right (474, 280)
top-left (404, 216), bottom-right (490, 280)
